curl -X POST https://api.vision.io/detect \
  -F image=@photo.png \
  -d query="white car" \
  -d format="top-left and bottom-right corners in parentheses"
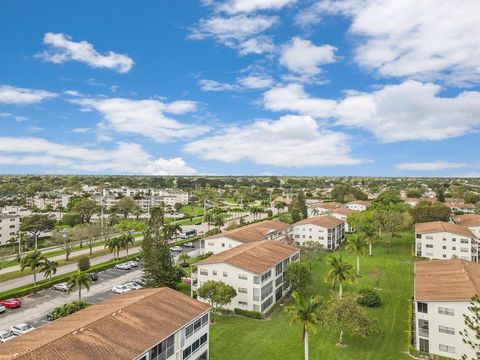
top-left (126, 260), bottom-right (139, 268)
top-left (183, 242), bottom-right (195, 248)
top-left (170, 246), bottom-right (183, 252)
top-left (10, 323), bottom-right (34, 335)
top-left (125, 282), bottom-right (142, 290)
top-left (112, 285), bottom-right (132, 294)
top-left (114, 263), bottom-right (132, 270)
top-left (52, 282), bottom-right (68, 292)
top-left (0, 330), bottom-right (15, 343)
top-left (0, 305), bottom-right (6, 313)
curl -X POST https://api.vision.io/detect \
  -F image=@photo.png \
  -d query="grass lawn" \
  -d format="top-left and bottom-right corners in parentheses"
top-left (209, 230), bottom-right (414, 360)
top-left (181, 205), bottom-right (205, 218)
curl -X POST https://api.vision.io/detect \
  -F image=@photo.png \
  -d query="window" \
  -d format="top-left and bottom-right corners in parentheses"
top-left (193, 319), bottom-right (201, 331)
top-left (442, 246), bottom-right (446, 249)
top-left (208, 242), bottom-right (214, 246)
top-left (261, 281), bottom-right (273, 300)
top-left (275, 275), bottom-right (283, 287)
top-left (419, 338), bottom-right (429, 353)
top-left (438, 307), bottom-right (454, 316)
top-left (183, 347), bottom-right (192, 359)
top-left (438, 326), bottom-right (455, 335)
top-left (439, 344), bottom-right (455, 354)
top-left (192, 339), bottom-right (200, 353)
top-left (461, 239), bottom-right (469, 244)
top-left (238, 301), bottom-right (248, 306)
top-left (200, 333), bottom-right (208, 345)
top-left (452, 238), bottom-right (456, 242)
top-left (253, 276), bottom-right (260, 284)
top-left (426, 244), bottom-right (433, 248)
top-left (291, 253), bottom-right (300, 262)
top-left (201, 313), bottom-right (209, 326)
top-left (442, 254), bottom-right (447, 258)
top-left (221, 243), bottom-right (225, 247)
top-left (418, 319), bottom-right (429, 338)
top-left (223, 272), bottom-right (228, 277)
top-left (200, 269), bottom-right (208, 276)
top-left (275, 262), bottom-right (283, 275)
top-left (261, 270), bottom-right (272, 282)
top-left (461, 247), bottom-right (469, 253)
top-left (185, 323), bottom-right (193, 338)
top-left (238, 274), bottom-right (248, 280)
top-left (452, 247), bottom-right (456, 251)
top-left (261, 296), bottom-right (273, 312)
top-left (417, 302), bottom-right (428, 314)
top-left (416, 234), bottom-right (421, 239)
top-left (238, 287), bottom-right (248, 294)
top-left (212, 270), bottom-right (217, 276)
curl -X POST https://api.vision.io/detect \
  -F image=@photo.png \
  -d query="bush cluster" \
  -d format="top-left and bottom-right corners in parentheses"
top-left (49, 301), bottom-right (87, 321)
top-left (357, 288), bottom-right (381, 308)
top-left (234, 308), bottom-right (262, 319)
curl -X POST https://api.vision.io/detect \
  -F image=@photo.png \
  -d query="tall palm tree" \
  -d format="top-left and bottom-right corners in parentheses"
top-left (284, 291), bottom-right (322, 360)
top-left (105, 237), bottom-right (122, 260)
top-left (20, 250), bottom-right (46, 286)
top-left (311, 208), bottom-right (320, 217)
top-left (163, 223), bottom-right (182, 240)
top-left (214, 215), bottom-right (224, 229)
top-left (41, 259), bottom-right (58, 280)
top-left (67, 270), bottom-right (91, 301)
top-left (345, 234), bottom-right (368, 277)
top-left (120, 234), bottom-right (135, 257)
top-left (324, 255), bottom-right (356, 298)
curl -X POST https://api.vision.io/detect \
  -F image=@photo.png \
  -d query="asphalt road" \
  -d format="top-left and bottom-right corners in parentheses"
top-left (0, 245), bottom-right (200, 336)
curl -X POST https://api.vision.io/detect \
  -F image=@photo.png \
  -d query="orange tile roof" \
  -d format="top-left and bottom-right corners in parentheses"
top-left (195, 240), bottom-right (298, 274)
top-left (452, 214), bottom-right (480, 228)
top-left (207, 220), bottom-right (290, 243)
top-left (415, 260), bottom-right (480, 301)
top-left (293, 215), bottom-right (344, 228)
top-left (331, 208), bottom-right (355, 216)
top-left (345, 200), bottom-right (371, 206)
top-left (0, 288), bottom-right (210, 360)
top-left (448, 203), bottom-right (476, 209)
top-left (310, 202), bottom-right (343, 210)
top-left (415, 221), bottom-right (477, 239)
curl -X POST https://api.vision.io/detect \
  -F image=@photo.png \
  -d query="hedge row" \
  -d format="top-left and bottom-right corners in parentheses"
top-left (234, 308), bottom-right (262, 319)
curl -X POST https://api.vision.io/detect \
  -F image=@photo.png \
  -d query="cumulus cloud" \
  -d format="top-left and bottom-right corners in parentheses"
top-left (198, 79), bottom-right (238, 92)
top-left (36, 33), bottom-right (134, 73)
top-left (0, 85), bottom-right (57, 105)
top-left (184, 115), bottom-right (366, 167)
top-left (188, 15), bottom-right (277, 55)
top-left (72, 97), bottom-right (209, 142)
top-left (0, 137), bottom-right (196, 175)
top-left (280, 37), bottom-right (337, 75)
top-left (199, 75), bottom-right (273, 92)
top-left (217, 0), bottom-right (296, 14)
top-left (396, 161), bottom-right (470, 171)
top-left (263, 81), bottom-right (480, 142)
top-left (297, 0), bottom-right (480, 85)
top-left (237, 75), bottom-right (273, 89)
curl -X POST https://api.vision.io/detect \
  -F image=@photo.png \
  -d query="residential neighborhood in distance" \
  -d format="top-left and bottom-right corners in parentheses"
top-left (2, 0), bottom-right (480, 359)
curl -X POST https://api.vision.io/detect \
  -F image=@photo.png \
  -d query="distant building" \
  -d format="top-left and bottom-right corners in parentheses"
top-left (0, 214), bottom-right (20, 245)
top-left (307, 201), bottom-right (343, 217)
top-left (330, 208), bottom-right (356, 232)
top-left (452, 214), bottom-right (480, 238)
top-left (292, 216), bottom-right (345, 250)
top-left (448, 203), bottom-right (476, 214)
top-left (26, 194), bottom-right (71, 210)
top-left (201, 220), bottom-right (291, 255)
top-left (415, 221), bottom-right (478, 261)
top-left (271, 196), bottom-right (292, 207)
top-left (414, 260), bottom-right (480, 359)
top-left (193, 240), bottom-right (299, 315)
top-left (0, 288), bottom-right (210, 360)
top-left (344, 200), bottom-right (371, 212)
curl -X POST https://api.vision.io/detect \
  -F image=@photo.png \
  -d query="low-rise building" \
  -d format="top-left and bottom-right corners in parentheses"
top-left (344, 200), bottom-right (371, 212)
top-left (330, 208), bottom-right (356, 232)
top-left (201, 220), bottom-right (291, 255)
top-left (452, 214), bottom-right (480, 238)
top-left (292, 216), bottom-right (345, 250)
top-left (448, 203), bottom-right (476, 214)
top-left (193, 240), bottom-right (300, 315)
top-left (308, 201), bottom-right (343, 217)
top-left (414, 260), bottom-right (480, 360)
top-left (415, 221), bottom-right (478, 262)
top-left (0, 287), bottom-right (210, 360)
top-left (0, 214), bottom-right (20, 245)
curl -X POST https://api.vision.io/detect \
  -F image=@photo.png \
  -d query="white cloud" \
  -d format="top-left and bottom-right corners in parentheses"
top-left (263, 81), bottom-right (480, 142)
top-left (0, 85), bottom-right (57, 105)
top-left (237, 75), bottom-right (273, 89)
top-left (0, 137), bottom-right (196, 175)
top-left (297, 0), bottom-right (480, 85)
top-left (72, 128), bottom-right (92, 133)
top-left (188, 15), bottom-right (277, 55)
top-left (15, 116), bottom-right (28, 122)
top-left (184, 115), bottom-right (366, 167)
top-left (199, 75), bottom-right (273, 92)
top-left (280, 37), bottom-right (337, 75)
top-left (0, 112), bottom-right (12, 117)
top-left (396, 161), bottom-right (469, 171)
top-left (36, 33), bottom-right (134, 73)
top-left (72, 97), bottom-right (209, 142)
top-left (198, 79), bottom-right (238, 92)
top-left (217, 0), bottom-right (296, 14)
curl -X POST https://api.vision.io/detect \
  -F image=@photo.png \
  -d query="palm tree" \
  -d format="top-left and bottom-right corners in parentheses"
top-left (106, 236), bottom-right (122, 260)
top-left (284, 291), bottom-right (322, 360)
top-left (345, 234), bottom-right (368, 277)
top-left (311, 208), bottom-right (320, 217)
top-left (41, 259), bottom-right (58, 280)
top-left (214, 215), bottom-right (224, 229)
top-left (204, 213), bottom-right (214, 230)
top-left (119, 234), bottom-right (135, 257)
top-left (67, 270), bottom-right (91, 301)
top-left (163, 223), bottom-right (182, 240)
top-left (324, 255), bottom-right (356, 298)
top-left (20, 250), bottom-right (46, 286)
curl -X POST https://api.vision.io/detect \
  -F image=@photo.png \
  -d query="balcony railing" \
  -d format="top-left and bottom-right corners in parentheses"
top-left (418, 329), bottom-right (429, 338)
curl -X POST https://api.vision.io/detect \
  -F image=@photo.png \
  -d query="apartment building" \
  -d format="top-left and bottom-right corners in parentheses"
top-left (201, 220), bottom-right (291, 255)
top-left (448, 203), bottom-right (476, 214)
top-left (330, 208), bottom-right (356, 232)
top-left (344, 200), bottom-right (371, 212)
top-left (452, 214), bottom-right (480, 238)
top-left (415, 221), bottom-right (478, 262)
top-left (0, 214), bottom-right (20, 245)
top-left (414, 260), bottom-right (479, 360)
top-left (307, 202), bottom-right (343, 217)
top-left (292, 216), bottom-right (345, 250)
top-left (26, 194), bottom-right (72, 210)
top-left (192, 240), bottom-right (300, 315)
top-left (0, 288), bottom-right (210, 360)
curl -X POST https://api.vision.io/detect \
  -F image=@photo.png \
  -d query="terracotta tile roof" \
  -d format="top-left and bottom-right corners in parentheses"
top-left (0, 288), bottom-right (210, 360)
top-left (448, 203), bottom-right (476, 209)
top-left (272, 196), bottom-right (292, 205)
top-left (415, 259), bottom-right (480, 301)
top-left (195, 240), bottom-right (299, 274)
top-left (207, 220), bottom-right (290, 243)
top-left (310, 202), bottom-right (343, 210)
top-left (345, 200), bottom-right (371, 206)
top-left (452, 214), bottom-right (480, 228)
top-left (331, 208), bottom-right (355, 216)
top-left (415, 221), bottom-right (477, 239)
top-left (293, 215), bottom-right (344, 228)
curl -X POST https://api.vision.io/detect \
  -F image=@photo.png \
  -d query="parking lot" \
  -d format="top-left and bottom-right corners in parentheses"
top-left (0, 243), bottom-right (200, 339)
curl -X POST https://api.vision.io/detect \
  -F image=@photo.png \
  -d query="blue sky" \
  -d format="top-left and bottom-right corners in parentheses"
top-left (0, 0), bottom-right (479, 177)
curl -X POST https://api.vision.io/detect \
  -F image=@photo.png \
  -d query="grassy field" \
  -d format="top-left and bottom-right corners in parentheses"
top-left (209, 231), bottom-right (415, 360)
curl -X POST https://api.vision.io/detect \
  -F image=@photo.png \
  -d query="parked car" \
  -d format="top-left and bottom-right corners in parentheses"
top-left (194, 221), bottom-right (202, 225)
top-left (46, 312), bottom-right (55, 321)
top-left (10, 323), bottom-right (34, 335)
top-left (114, 263), bottom-right (132, 270)
top-left (133, 278), bottom-right (146, 287)
top-left (0, 298), bottom-right (21, 309)
top-left (124, 282), bottom-right (142, 290)
top-left (0, 330), bottom-right (15, 343)
top-left (0, 305), bottom-right (6, 314)
top-left (112, 285), bottom-right (132, 294)
top-left (126, 260), bottom-right (139, 268)
top-left (183, 242), bottom-right (195, 248)
top-left (170, 246), bottom-right (183, 252)
top-left (88, 272), bottom-right (99, 281)
top-left (52, 282), bottom-right (68, 292)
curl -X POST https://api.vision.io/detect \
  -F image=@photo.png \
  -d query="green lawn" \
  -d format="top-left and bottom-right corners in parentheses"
top-left (209, 231), bottom-right (414, 360)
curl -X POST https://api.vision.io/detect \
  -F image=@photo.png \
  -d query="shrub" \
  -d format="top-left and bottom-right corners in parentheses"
top-left (234, 308), bottom-right (262, 319)
top-left (77, 256), bottom-right (91, 271)
top-left (357, 288), bottom-right (381, 308)
top-left (50, 300), bottom-right (88, 320)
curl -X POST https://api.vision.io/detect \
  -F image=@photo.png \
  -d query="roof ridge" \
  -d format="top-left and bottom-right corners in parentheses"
top-left (463, 261), bottom-right (480, 295)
